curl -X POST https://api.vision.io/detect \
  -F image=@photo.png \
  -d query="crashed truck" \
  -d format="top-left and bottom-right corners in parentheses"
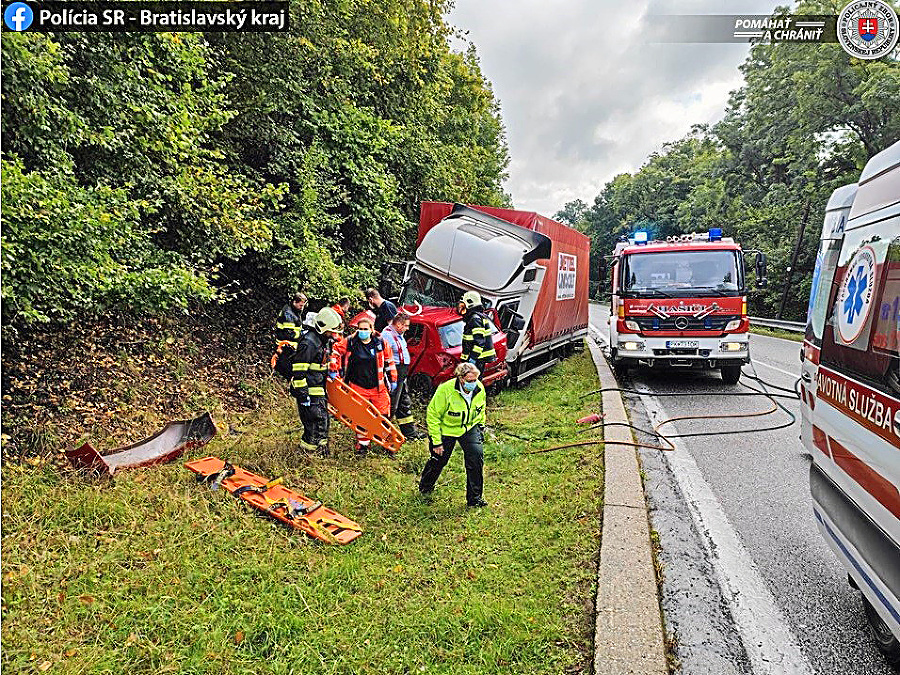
top-left (379, 202), bottom-right (590, 397)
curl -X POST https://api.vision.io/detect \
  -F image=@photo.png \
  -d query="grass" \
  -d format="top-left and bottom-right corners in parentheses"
top-left (749, 326), bottom-right (804, 343)
top-left (2, 351), bottom-right (603, 675)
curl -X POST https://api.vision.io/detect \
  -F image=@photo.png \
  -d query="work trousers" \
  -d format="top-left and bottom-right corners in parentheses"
top-left (349, 382), bottom-right (390, 444)
top-left (296, 396), bottom-right (329, 446)
top-left (392, 364), bottom-right (414, 426)
top-left (419, 424), bottom-right (484, 505)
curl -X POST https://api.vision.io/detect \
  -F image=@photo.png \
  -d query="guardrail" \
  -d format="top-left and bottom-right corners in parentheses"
top-left (750, 316), bottom-right (805, 333)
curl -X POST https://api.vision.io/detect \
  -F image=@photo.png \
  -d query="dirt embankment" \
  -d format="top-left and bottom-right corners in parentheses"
top-left (1, 302), bottom-right (287, 464)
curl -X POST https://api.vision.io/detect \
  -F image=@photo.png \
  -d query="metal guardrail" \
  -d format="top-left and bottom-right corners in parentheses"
top-left (750, 316), bottom-right (805, 333)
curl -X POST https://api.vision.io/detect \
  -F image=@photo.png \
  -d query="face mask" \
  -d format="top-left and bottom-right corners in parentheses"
top-left (462, 380), bottom-right (477, 393)
top-left (357, 330), bottom-right (371, 341)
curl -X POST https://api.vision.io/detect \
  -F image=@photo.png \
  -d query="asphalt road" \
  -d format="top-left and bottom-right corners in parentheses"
top-left (590, 303), bottom-right (897, 675)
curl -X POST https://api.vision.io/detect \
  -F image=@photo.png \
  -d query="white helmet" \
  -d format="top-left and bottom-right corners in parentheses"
top-left (313, 307), bottom-right (342, 334)
top-left (460, 291), bottom-right (482, 309)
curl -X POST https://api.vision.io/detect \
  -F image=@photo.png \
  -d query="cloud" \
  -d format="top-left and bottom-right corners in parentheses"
top-left (448, 0), bottom-right (782, 215)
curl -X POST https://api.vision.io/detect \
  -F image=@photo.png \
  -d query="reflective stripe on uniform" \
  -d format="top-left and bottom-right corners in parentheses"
top-left (309, 363), bottom-right (327, 371)
top-left (396, 415), bottom-right (414, 425)
top-left (293, 362), bottom-right (310, 371)
top-left (293, 378), bottom-right (308, 388)
top-left (308, 386), bottom-right (326, 396)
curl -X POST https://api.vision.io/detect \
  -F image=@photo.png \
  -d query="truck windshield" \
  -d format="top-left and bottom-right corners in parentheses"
top-left (400, 270), bottom-right (466, 307)
top-left (621, 250), bottom-right (743, 296)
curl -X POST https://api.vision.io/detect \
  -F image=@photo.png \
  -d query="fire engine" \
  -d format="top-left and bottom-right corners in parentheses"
top-left (605, 229), bottom-right (767, 383)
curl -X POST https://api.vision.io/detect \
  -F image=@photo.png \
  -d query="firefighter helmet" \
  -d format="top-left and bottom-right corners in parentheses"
top-left (460, 291), bottom-right (482, 309)
top-left (313, 307), bottom-right (342, 334)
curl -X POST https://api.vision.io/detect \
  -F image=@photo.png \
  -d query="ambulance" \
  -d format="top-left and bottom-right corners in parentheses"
top-left (801, 140), bottom-right (900, 664)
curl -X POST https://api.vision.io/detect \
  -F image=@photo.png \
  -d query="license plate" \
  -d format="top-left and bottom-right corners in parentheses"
top-left (666, 340), bottom-right (699, 349)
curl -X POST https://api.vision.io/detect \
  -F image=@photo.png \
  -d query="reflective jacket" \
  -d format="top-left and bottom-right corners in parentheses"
top-left (330, 334), bottom-right (397, 393)
top-left (426, 378), bottom-right (487, 445)
top-left (291, 329), bottom-right (331, 400)
top-left (460, 309), bottom-right (496, 363)
top-left (276, 303), bottom-right (304, 348)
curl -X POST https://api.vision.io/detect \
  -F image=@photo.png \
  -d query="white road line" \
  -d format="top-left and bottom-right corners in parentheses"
top-left (637, 391), bottom-right (813, 674)
top-left (751, 358), bottom-right (798, 379)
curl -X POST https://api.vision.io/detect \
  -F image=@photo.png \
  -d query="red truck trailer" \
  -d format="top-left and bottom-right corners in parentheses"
top-left (389, 202), bottom-right (589, 393)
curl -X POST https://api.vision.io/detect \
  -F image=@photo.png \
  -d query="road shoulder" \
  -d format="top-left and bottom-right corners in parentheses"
top-left (587, 337), bottom-right (668, 674)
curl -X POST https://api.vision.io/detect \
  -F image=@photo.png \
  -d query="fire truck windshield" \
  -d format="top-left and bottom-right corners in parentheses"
top-left (621, 250), bottom-right (743, 297)
top-left (400, 270), bottom-right (467, 307)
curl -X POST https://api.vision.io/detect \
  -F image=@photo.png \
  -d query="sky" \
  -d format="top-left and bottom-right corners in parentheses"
top-left (447, 0), bottom-right (784, 216)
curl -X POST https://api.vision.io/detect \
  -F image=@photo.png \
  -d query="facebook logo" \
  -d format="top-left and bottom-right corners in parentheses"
top-left (4, 2), bottom-right (34, 31)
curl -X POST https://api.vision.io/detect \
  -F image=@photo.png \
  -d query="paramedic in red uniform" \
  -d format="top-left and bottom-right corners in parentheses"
top-left (330, 317), bottom-right (397, 452)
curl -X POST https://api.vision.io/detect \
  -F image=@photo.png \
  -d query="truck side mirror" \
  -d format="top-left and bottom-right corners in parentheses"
top-left (598, 260), bottom-right (606, 283)
top-left (509, 313), bottom-right (526, 331)
top-left (755, 252), bottom-right (768, 289)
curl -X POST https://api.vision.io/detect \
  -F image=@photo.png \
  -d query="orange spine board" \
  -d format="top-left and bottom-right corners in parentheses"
top-left (326, 378), bottom-right (405, 453)
top-left (184, 456), bottom-right (362, 545)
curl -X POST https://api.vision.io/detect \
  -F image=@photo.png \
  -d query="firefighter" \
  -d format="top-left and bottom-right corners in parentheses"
top-left (381, 313), bottom-right (426, 440)
top-left (458, 291), bottom-right (496, 377)
top-left (418, 362), bottom-right (488, 508)
top-left (292, 307), bottom-right (342, 454)
top-left (365, 288), bottom-right (398, 333)
top-left (272, 292), bottom-right (308, 380)
top-left (330, 317), bottom-right (398, 453)
top-left (276, 292), bottom-right (307, 345)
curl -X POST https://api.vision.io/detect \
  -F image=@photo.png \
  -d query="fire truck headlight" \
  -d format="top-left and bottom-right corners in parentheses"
top-left (720, 341), bottom-right (746, 352)
top-left (621, 341), bottom-right (644, 351)
top-left (624, 320), bottom-right (640, 331)
top-left (724, 319), bottom-right (742, 331)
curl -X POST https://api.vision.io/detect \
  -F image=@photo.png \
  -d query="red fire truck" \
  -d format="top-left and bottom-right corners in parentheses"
top-left (606, 229), bottom-right (767, 383)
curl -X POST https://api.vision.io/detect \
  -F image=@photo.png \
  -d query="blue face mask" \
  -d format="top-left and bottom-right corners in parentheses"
top-left (462, 380), bottom-right (477, 392)
top-left (357, 329), bottom-right (371, 341)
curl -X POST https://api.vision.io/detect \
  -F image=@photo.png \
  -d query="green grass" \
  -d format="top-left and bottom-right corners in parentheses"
top-left (749, 326), bottom-right (804, 343)
top-left (2, 351), bottom-right (603, 675)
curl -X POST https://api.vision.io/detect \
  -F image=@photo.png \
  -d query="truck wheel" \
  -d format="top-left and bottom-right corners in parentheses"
top-left (720, 365), bottom-right (742, 385)
top-left (408, 374), bottom-right (435, 402)
top-left (862, 595), bottom-right (900, 665)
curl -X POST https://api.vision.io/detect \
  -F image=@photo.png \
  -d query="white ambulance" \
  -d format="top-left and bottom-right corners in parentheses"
top-left (802, 140), bottom-right (900, 664)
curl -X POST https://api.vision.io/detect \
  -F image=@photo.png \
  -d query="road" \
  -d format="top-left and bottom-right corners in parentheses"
top-left (590, 303), bottom-right (897, 675)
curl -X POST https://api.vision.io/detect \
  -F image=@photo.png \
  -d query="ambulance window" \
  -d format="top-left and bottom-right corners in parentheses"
top-left (873, 236), bottom-right (900, 393)
top-left (820, 228), bottom-right (895, 394)
top-left (805, 239), bottom-right (842, 346)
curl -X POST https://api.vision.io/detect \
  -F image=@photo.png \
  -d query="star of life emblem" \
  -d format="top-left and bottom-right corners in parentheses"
top-left (837, 0), bottom-right (899, 59)
top-left (836, 245), bottom-right (877, 345)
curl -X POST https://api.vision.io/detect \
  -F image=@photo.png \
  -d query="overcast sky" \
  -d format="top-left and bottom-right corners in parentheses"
top-left (447, 0), bottom-right (784, 216)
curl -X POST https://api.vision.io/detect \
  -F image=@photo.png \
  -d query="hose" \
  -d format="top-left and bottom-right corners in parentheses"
top-left (527, 352), bottom-right (801, 454)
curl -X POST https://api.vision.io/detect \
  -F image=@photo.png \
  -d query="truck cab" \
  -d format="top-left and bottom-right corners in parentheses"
top-left (608, 230), bottom-right (760, 384)
top-left (803, 140), bottom-right (900, 663)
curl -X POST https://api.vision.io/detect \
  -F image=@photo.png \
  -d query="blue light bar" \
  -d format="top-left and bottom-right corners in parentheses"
top-left (708, 228), bottom-right (723, 242)
top-left (634, 231), bottom-right (649, 244)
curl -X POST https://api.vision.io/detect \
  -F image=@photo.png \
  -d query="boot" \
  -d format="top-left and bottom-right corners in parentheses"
top-left (355, 440), bottom-right (370, 456)
top-left (298, 440), bottom-right (317, 453)
top-left (316, 440), bottom-right (330, 457)
top-left (400, 422), bottom-right (426, 440)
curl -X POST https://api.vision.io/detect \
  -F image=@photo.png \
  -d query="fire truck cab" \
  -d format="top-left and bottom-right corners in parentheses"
top-left (607, 229), bottom-right (763, 384)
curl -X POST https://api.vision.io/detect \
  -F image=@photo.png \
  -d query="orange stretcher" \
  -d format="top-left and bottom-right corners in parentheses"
top-left (326, 378), bottom-right (405, 453)
top-left (184, 456), bottom-right (363, 545)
